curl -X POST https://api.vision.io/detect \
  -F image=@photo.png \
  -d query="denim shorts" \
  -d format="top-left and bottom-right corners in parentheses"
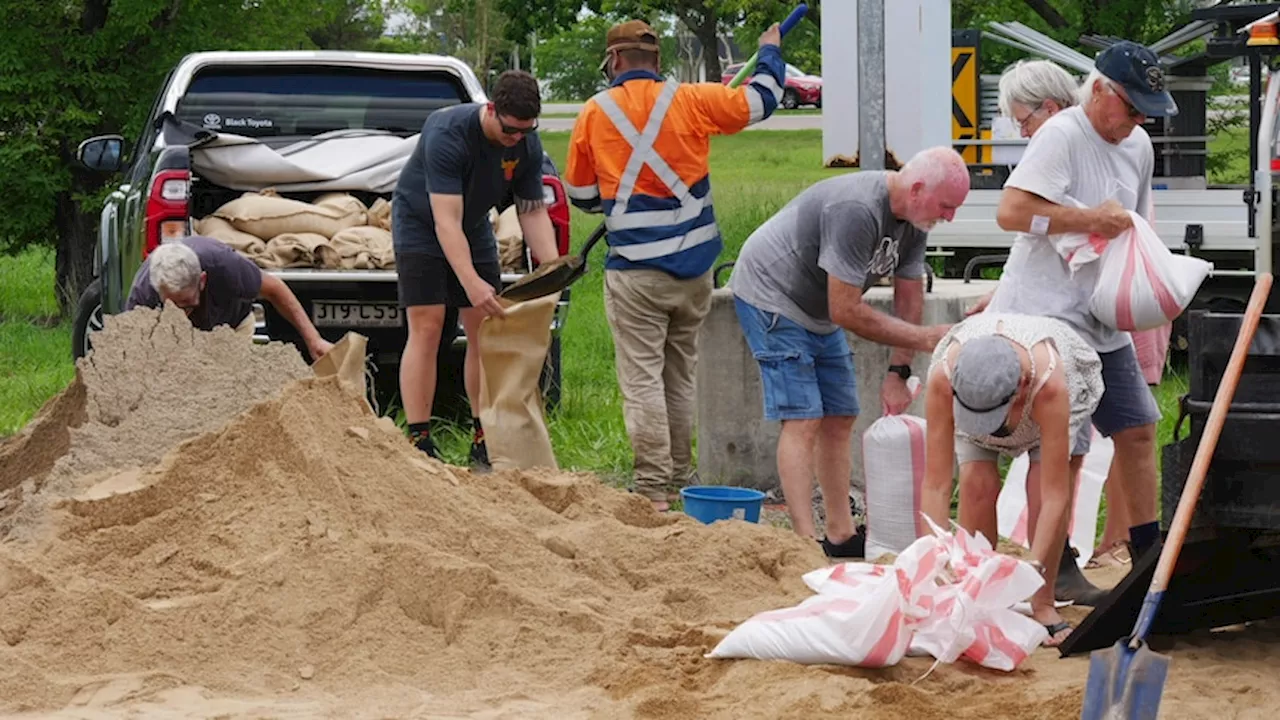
top-left (1093, 342), bottom-right (1162, 436)
top-left (734, 296), bottom-right (859, 421)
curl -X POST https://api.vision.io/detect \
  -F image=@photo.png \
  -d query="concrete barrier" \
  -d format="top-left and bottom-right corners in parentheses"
top-left (695, 278), bottom-right (999, 503)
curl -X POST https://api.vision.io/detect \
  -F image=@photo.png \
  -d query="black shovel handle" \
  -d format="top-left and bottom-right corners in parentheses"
top-left (579, 221), bottom-right (607, 260)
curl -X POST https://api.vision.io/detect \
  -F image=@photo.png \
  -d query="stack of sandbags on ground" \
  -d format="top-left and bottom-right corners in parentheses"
top-left (198, 190), bottom-right (396, 271)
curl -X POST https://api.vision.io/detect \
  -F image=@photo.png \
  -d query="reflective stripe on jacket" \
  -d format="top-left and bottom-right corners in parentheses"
top-left (563, 45), bottom-right (786, 278)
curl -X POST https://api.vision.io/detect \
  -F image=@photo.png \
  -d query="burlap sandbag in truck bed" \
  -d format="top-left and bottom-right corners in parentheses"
top-left (316, 226), bottom-right (395, 270)
top-left (367, 198), bottom-right (392, 231)
top-left (477, 292), bottom-right (561, 471)
top-left (212, 189), bottom-right (366, 240)
top-left (195, 216), bottom-right (268, 257)
top-left (258, 232), bottom-right (330, 268)
top-left (314, 192), bottom-right (368, 218)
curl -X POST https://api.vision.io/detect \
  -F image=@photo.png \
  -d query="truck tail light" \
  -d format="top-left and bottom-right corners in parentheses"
top-left (542, 176), bottom-right (571, 260)
top-left (144, 169), bottom-right (190, 256)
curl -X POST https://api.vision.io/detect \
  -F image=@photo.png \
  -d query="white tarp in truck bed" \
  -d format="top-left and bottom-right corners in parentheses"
top-left (161, 112), bottom-right (417, 194)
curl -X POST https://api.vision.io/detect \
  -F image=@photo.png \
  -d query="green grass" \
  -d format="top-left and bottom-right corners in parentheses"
top-left (0, 247), bottom-right (74, 436)
top-left (0, 130), bottom-right (1196, 509)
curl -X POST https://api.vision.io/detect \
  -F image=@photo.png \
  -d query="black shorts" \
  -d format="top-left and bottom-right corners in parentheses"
top-left (395, 252), bottom-right (501, 308)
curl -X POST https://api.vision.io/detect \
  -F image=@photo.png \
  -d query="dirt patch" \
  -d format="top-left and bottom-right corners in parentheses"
top-left (0, 376), bottom-right (86, 493)
top-left (1, 304), bottom-right (1280, 719)
top-left (0, 304), bottom-right (311, 546)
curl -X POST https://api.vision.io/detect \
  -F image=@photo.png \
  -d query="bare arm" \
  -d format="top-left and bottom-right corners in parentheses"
top-left (889, 277), bottom-right (924, 365)
top-left (258, 273), bottom-right (330, 358)
top-left (428, 193), bottom-right (481, 286)
top-left (996, 187), bottom-right (1098, 235)
top-left (514, 197), bottom-right (561, 265)
top-left (1027, 372), bottom-right (1073, 570)
top-left (996, 187), bottom-right (1131, 238)
top-left (920, 362), bottom-right (957, 533)
top-left (829, 276), bottom-right (947, 353)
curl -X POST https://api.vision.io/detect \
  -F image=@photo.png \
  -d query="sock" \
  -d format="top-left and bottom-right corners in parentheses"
top-left (1129, 522), bottom-right (1160, 558)
top-left (408, 421), bottom-right (431, 448)
top-left (472, 417), bottom-right (485, 445)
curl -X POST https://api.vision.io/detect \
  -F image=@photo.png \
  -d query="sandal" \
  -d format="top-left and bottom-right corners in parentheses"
top-left (1086, 540), bottom-right (1132, 569)
top-left (1042, 621), bottom-right (1073, 647)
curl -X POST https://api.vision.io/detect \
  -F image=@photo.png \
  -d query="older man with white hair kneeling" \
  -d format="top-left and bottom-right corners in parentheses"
top-left (125, 236), bottom-right (333, 361)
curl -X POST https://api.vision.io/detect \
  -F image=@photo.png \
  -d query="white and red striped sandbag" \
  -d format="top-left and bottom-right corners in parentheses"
top-left (706, 517), bottom-right (1047, 672)
top-left (863, 413), bottom-right (928, 561)
top-left (995, 426), bottom-right (1112, 568)
top-left (863, 376), bottom-right (927, 561)
top-left (706, 535), bottom-right (945, 668)
top-left (1088, 211), bottom-right (1212, 332)
top-left (910, 516), bottom-right (1049, 671)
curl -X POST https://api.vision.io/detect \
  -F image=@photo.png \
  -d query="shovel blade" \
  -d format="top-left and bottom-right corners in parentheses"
top-left (1081, 639), bottom-right (1170, 720)
top-left (500, 258), bottom-right (585, 302)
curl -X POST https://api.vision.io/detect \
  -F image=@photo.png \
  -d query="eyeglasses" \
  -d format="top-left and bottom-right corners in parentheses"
top-left (1106, 81), bottom-right (1145, 120)
top-left (498, 116), bottom-right (537, 136)
top-left (1013, 102), bottom-right (1046, 129)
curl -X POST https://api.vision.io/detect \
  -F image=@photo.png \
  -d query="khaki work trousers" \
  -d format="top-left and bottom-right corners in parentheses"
top-left (603, 267), bottom-right (713, 500)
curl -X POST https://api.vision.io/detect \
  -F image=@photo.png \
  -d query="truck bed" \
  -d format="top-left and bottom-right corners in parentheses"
top-left (929, 187), bottom-right (1255, 253)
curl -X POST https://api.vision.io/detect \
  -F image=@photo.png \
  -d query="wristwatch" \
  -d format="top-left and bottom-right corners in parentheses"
top-left (888, 364), bottom-right (912, 380)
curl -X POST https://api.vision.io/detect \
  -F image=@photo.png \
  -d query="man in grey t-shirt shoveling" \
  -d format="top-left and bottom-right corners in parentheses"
top-left (729, 146), bottom-right (970, 558)
top-left (988, 40), bottom-right (1177, 594)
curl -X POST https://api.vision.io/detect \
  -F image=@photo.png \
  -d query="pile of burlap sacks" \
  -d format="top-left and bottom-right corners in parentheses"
top-left (195, 189), bottom-right (528, 273)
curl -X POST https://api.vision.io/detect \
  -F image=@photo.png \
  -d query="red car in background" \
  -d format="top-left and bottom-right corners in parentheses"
top-left (720, 62), bottom-right (822, 109)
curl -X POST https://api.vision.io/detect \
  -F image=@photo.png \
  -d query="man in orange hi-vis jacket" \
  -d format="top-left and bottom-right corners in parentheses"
top-left (565, 19), bottom-right (788, 511)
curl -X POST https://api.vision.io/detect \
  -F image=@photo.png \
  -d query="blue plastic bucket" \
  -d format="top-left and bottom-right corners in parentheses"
top-left (680, 485), bottom-right (766, 525)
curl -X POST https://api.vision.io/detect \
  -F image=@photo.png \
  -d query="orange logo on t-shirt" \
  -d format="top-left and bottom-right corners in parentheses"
top-left (502, 158), bottom-right (519, 181)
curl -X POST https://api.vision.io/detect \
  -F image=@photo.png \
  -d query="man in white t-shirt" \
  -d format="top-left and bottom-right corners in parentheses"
top-left (990, 40), bottom-right (1178, 571)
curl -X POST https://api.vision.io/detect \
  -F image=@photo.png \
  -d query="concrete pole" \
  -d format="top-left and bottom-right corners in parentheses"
top-left (857, 0), bottom-right (886, 170)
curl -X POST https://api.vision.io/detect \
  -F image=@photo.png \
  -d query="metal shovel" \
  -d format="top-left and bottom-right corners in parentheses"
top-left (1080, 272), bottom-right (1272, 720)
top-left (500, 222), bottom-right (606, 302)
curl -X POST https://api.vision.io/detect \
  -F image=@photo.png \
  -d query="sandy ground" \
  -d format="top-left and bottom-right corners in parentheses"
top-left (1, 305), bottom-right (1278, 719)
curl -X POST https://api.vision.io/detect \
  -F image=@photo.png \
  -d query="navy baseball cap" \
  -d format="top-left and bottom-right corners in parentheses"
top-left (951, 336), bottom-right (1022, 437)
top-left (1095, 40), bottom-right (1178, 117)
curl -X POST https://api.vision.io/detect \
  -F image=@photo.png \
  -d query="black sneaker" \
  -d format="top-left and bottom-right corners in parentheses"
top-left (469, 440), bottom-right (491, 472)
top-left (414, 435), bottom-right (441, 460)
top-left (820, 525), bottom-right (867, 559)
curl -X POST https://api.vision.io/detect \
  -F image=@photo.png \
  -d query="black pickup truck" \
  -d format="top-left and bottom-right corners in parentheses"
top-left (72, 50), bottom-right (573, 416)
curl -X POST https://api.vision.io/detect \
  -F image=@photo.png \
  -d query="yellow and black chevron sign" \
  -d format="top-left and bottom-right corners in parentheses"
top-left (951, 29), bottom-right (987, 164)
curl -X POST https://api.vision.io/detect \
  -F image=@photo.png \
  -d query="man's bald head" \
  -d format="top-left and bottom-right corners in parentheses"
top-left (891, 146), bottom-right (971, 231)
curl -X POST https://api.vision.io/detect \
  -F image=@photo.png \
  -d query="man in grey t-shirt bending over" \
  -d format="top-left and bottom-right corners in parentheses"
top-left (991, 40), bottom-right (1177, 570)
top-left (729, 146), bottom-right (969, 557)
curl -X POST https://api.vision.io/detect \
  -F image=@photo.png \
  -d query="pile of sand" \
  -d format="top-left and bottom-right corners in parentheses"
top-left (1, 305), bottom-right (1279, 719)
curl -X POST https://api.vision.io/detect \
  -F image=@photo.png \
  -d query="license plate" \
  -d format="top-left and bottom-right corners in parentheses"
top-left (311, 301), bottom-right (402, 328)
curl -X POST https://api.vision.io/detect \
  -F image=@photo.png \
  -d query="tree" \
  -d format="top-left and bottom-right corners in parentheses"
top-left (731, 0), bottom-right (822, 75)
top-left (500, 0), bottom-right (766, 80)
top-left (308, 0), bottom-right (389, 50)
top-left (392, 0), bottom-right (519, 88)
top-left (0, 0), bottom-right (385, 315)
top-left (533, 16), bottom-right (613, 101)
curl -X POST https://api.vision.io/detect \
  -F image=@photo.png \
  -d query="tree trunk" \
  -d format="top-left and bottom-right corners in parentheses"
top-left (53, 189), bottom-right (97, 316)
top-left (1020, 0), bottom-right (1069, 30)
top-left (694, 18), bottom-right (721, 80)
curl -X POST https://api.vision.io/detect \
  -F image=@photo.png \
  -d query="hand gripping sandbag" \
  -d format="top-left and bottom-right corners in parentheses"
top-left (1089, 211), bottom-right (1213, 332)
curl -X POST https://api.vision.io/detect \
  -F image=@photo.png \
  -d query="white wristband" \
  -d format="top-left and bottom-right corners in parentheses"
top-left (1030, 215), bottom-right (1050, 236)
